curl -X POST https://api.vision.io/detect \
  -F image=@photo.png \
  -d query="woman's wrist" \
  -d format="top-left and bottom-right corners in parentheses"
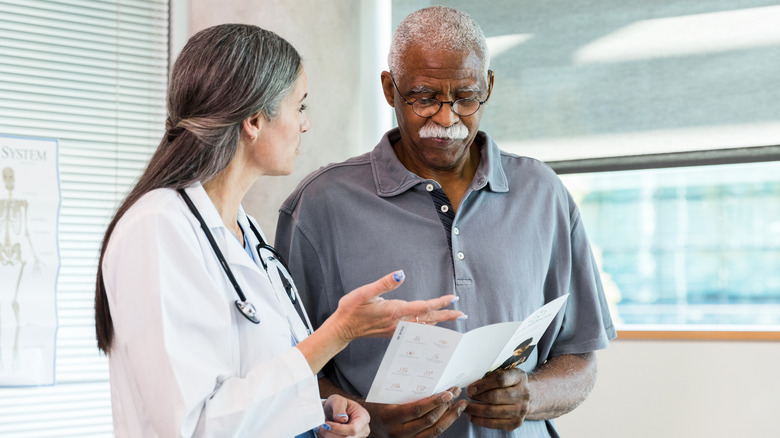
top-left (320, 311), bottom-right (353, 347)
top-left (296, 313), bottom-right (352, 374)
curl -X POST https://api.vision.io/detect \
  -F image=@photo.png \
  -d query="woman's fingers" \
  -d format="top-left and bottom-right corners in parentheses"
top-left (400, 295), bottom-right (465, 321)
top-left (419, 309), bottom-right (468, 324)
top-left (362, 280), bottom-right (467, 323)
top-left (335, 271), bottom-right (465, 340)
top-left (319, 396), bottom-right (371, 437)
top-left (349, 270), bottom-right (406, 302)
top-left (323, 394), bottom-right (350, 422)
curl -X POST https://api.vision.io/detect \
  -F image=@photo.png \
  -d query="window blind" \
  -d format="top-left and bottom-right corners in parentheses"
top-left (0, 0), bottom-right (168, 436)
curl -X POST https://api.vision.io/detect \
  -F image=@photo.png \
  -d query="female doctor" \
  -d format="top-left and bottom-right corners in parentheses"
top-left (94, 24), bottom-right (463, 438)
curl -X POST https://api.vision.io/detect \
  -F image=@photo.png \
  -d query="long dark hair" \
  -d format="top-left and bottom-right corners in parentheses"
top-left (95, 24), bottom-right (302, 353)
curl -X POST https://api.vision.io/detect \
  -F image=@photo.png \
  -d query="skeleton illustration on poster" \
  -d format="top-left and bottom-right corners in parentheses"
top-left (0, 135), bottom-right (59, 386)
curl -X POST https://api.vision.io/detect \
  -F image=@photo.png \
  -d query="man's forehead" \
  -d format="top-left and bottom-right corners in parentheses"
top-left (401, 44), bottom-right (485, 77)
top-left (404, 77), bottom-right (483, 95)
top-left (398, 69), bottom-right (487, 94)
top-left (396, 44), bottom-right (486, 87)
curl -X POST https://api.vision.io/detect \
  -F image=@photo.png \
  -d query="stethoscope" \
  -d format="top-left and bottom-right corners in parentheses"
top-left (178, 189), bottom-right (314, 342)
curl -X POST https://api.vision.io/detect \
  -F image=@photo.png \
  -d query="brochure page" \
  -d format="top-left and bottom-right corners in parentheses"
top-left (366, 294), bottom-right (568, 404)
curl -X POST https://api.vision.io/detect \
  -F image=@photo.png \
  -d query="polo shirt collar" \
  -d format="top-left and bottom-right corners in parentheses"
top-left (473, 131), bottom-right (509, 193)
top-left (370, 128), bottom-right (509, 197)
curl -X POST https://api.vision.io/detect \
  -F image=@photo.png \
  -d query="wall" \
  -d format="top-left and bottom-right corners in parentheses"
top-left (187, 2), bottom-right (780, 437)
top-left (189, 0), bottom-right (391, 242)
top-left (555, 339), bottom-right (780, 437)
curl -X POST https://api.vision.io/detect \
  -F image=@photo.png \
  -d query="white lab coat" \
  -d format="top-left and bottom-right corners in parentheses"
top-left (102, 183), bottom-right (324, 437)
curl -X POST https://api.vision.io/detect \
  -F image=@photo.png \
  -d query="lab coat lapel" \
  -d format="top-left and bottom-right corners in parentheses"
top-left (182, 184), bottom-right (259, 274)
top-left (235, 207), bottom-right (275, 280)
top-left (182, 183), bottom-right (292, 340)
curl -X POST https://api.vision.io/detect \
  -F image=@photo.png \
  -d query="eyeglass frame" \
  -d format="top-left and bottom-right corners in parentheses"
top-left (390, 71), bottom-right (494, 118)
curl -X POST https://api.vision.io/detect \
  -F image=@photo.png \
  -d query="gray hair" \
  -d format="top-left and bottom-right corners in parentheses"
top-left (95, 23), bottom-right (302, 354)
top-left (388, 6), bottom-right (489, 76)
top-left (163, 23), bottom-right (302, 185)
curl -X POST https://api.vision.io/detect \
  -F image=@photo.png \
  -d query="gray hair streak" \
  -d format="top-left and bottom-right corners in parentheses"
top-left (388, 6), bottom-right (489, 76)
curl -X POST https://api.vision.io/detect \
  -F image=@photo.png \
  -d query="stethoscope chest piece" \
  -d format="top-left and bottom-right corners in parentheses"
top-left (235, 300), bottom-right (261, 324)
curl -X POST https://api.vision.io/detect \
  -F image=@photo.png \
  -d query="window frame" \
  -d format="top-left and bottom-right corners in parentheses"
top-left (550, 146), bottom-right (780, 340)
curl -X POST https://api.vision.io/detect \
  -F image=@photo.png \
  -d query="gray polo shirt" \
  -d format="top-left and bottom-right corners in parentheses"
top-left (276, 128), bottom-right (616, 438)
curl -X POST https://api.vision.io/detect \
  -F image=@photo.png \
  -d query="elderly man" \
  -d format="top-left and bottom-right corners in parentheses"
top-left (276, 6), bottom-right (616, 437)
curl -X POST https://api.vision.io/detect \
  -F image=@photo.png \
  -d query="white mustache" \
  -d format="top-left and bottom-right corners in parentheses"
top-left (418, 122), bottom-right (469, 140)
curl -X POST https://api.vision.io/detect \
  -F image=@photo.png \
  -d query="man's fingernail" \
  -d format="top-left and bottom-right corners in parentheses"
top-left (453, 386), bottom-right (462, 397)
top-left (451, 296), bottom-right (459, 302)
top-left (457, 314), bottom-right (468, 320)
top-left (393, 270), bottom-right (405, 282)
top-left (441, 391), bottom-right (453, 402)
top-left (320, 423), bottom-right (331, 431)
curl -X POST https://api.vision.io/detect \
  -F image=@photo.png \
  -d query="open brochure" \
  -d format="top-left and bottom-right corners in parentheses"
top-left (365, 294), bottom-right (569, 404)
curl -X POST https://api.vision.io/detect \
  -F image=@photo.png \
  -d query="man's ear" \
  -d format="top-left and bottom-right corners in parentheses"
top-left (242, 112), bottom-right (263, 140)
top-left (380, 71), bottom-right (395, 107)
top-left (485, 70), bottom-right (495, 103)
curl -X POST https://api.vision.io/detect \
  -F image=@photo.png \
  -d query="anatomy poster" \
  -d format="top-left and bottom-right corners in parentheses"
top-left (0, 135), bottom-right (59, 386)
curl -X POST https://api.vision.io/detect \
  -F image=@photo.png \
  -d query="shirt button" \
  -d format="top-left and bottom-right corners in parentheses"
top-left (440, 205), bottom-right (449, 213)
top-left (453, 227), bottom-right (460, 235)
top-left (457, 252), bottom-right (465, 260)
top-left (426, 184), bottom-right (434, 192)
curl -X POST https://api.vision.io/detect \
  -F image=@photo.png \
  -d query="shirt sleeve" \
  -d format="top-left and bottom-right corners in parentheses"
top-left (549, 203), bottom-right (618, 357)
top-left (275, 208), bottom-right (333, 331)
top-left (276, 208), bottom-right (344, 385)
top-left (103, 203), bottom-right (323, 437)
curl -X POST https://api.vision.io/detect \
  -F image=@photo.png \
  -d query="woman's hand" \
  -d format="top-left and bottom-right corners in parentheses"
top-left (331, 270), bottom-right (465, 342)
top-left (317, 395), bottom-right (370, 437)
top-left (297, 270), bottom-right (464, 375)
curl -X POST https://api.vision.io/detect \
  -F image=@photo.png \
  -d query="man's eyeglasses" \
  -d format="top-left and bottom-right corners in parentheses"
top-left (390, 73), bottom-right (492, 118)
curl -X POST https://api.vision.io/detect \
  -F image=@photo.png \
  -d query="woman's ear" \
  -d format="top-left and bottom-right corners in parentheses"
top-left (242, 112), bottom-right (263, 141)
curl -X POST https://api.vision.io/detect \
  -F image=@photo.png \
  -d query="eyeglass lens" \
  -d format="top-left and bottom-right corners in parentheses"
top-left (412, 98), bottom-right (482, 117)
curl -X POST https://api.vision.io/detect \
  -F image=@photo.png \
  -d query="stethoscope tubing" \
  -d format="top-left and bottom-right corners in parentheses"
top-left (178, 189), bottom-right (251, 304)
top-left (178, 188), bottom-right (312, 335)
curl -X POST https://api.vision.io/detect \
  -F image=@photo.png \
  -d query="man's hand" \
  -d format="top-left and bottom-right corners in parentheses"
top-left (365, 387), bottom-right (467, 437)
top-left (465, 353), bottom-right (598, 430)
top-left (464, 368), bottom-right (530, 431)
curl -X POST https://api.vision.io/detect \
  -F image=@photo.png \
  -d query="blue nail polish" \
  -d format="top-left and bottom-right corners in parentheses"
top-left (337, 413), bottom-right (349, 418)
top-left (457, 314), bottom-right (468, 320)
top-left (451, 296), bottom-right (460, 302)
top-left (320, 423), bottom-right (331, 431)
top-left (393, 270), bottom-right (405, 282)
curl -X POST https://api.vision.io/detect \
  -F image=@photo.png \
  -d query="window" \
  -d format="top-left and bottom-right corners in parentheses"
top-left (560, 161), bottom-right (780, 327)
top-left (0, 1), bottom-right (168, 435)
top-left (391, 0), bottom-right (780, 332)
